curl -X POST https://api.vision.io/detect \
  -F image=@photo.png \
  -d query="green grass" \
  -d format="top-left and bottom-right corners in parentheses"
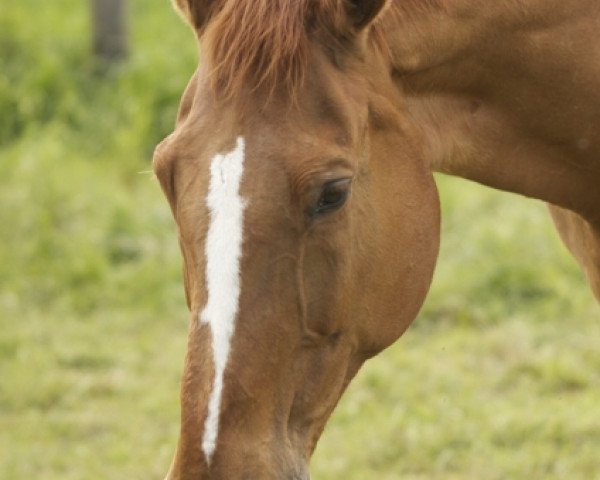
top-left (1, 1), bottom-right (598, 479)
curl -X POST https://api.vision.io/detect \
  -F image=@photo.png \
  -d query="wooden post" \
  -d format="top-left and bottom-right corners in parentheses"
top-left (91, 0), bottom-right (128, 61)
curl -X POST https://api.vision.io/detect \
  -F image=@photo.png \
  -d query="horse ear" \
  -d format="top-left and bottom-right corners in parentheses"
top-left (346, 0), bottom-right (389, 30)
top-left (172, 0), bottom-right (217, 32)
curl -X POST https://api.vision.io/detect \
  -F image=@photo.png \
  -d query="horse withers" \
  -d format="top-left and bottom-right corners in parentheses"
top-left (154, 0), bottom-right (600, 478)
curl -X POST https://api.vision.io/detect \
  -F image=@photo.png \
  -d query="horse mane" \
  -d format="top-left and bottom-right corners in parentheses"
top-left (200, 0), bottom-right (389, 103)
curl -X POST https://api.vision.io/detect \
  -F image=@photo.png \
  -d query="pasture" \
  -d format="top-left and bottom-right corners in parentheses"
top-left (1, 1), bottom-right (598, 478)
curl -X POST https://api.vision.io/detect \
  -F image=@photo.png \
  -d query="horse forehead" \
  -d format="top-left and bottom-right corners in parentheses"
top-left (167, 78), bottom-right (364, 193)
top-left (173, 69), bottom-right (364, 167)
top-left (245, 92), bottom-right (363, 160)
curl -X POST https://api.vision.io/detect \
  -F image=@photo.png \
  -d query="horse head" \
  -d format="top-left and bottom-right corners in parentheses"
top-left (154, 1), bottom-right (440, 478)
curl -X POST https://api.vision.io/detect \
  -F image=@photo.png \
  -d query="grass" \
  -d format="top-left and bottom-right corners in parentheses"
top-left (1, 1), bottom-right (598, 479)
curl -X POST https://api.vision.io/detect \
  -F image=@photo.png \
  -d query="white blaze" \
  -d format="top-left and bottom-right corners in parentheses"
top-left (200, 136), bottom-right (246, 462)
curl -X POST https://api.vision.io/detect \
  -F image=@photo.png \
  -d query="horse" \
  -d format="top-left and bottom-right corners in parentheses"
top-left (153, 1), bottom-right (600, 478)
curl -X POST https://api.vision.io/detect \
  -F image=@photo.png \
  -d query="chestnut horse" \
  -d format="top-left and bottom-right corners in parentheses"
top-left (153, 0), bottom-right (600, 478)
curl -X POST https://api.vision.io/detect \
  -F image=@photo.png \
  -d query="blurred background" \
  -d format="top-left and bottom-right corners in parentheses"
top-left (1, 1), bottom-right (598, 478)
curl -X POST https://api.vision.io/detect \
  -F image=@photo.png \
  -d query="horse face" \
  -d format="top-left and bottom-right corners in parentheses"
top-left (154, 1), bottom-right (440, 478)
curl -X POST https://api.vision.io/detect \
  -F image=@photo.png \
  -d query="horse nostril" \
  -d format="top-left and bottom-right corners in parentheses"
top-left (328, 330), bottom-right (342, 345)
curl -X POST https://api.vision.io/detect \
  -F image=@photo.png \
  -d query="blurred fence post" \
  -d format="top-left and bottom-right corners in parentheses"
top-left (91, 0), bottom-right (128, 61)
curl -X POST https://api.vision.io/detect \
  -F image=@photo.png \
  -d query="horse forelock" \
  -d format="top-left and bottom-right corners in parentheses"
top-left (200, 0), bottom-right (389, 104)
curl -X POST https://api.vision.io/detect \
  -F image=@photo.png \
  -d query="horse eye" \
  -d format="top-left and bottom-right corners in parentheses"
top-left (310, 179), bottom-right (352, 218)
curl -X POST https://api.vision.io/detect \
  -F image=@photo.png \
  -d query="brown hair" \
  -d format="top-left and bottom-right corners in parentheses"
top-left (200, 0), bottom-right (386, 102)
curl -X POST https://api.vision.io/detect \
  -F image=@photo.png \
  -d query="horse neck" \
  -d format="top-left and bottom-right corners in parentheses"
top-left (383, 0), bottom-right (600, 221)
